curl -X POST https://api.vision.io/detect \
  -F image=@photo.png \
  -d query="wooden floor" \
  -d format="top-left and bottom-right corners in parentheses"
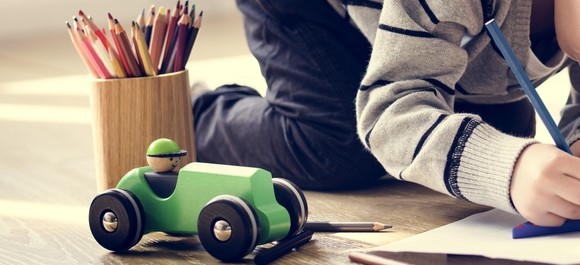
top-left (0, 2), bottom-right (572, 264)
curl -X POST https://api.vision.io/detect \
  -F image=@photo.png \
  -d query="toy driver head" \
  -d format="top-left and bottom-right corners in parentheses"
top-left (146, 138), bottom-right (188, 173)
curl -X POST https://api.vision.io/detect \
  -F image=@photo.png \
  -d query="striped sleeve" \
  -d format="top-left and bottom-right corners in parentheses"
top-left (354, 1), bottom-right (537, 213)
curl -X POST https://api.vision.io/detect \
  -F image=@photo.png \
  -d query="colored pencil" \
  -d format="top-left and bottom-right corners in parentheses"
top-left (161, 1), bottom-right (181, 71)
top-left (132, 21), bottom-right (157, 76)
top-left (115, 19), bottom-right (143, 77)
top-left (485, 19), bottom-right (579, 239)
top-left (136, 8), bottom-right (146, 33)
top-left (304, 221), bottom-right (392, 232)
top-left (108, 13), bottom-right (132, 76)
top-left (78, 10), bottom-right (110, 50)
top-left (149, 7), bottom-right (168, 70)
top-left (77, 28), bottom-right (112, 79)
top-left (173, 14), bottom-right (190, 73)
top-left (144, 5), bottom-right (155, 46)
top-left (180, 10), bottom-right (202, 70)
top-left (66, 1), bottom-right (201, 78)
top-left (85, 26), bottom-right (116, 78)
top-left (108, 45), bottom-right (127, 78)
top-left (66, 21), bottom-right (99, 78)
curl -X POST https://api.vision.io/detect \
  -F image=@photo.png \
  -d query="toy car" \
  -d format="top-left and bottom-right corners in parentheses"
top-left (88, 162), bottom-right (309, 262)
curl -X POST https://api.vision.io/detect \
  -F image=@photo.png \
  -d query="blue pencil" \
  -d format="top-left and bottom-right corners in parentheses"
top-left (484, 19), bottom-right (579, 239)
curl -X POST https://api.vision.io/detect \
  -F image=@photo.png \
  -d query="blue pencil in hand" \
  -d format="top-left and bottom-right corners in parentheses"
top-left (484, 19), bottom-right (580, 239)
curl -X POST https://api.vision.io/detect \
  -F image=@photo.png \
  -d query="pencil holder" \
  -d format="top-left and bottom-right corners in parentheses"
top-left (89, 70), bottom-right (196, 192)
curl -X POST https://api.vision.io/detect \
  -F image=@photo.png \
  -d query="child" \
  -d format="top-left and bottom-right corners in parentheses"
top-left (354, 0), bottom-right (580, 227)
top-left (193, 0), bottom-right (580, 227)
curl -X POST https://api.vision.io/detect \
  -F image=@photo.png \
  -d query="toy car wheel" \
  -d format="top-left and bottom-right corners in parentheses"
top-left (88, 189), bottom-right (145, 251)
top-left (272, 178), bottom-right (308, 238)
top-left (197, 195), bottom-right (259, 262)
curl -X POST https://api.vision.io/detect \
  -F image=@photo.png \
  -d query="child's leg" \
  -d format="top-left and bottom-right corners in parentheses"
top-left (192, 0), bottom-right (385, 189)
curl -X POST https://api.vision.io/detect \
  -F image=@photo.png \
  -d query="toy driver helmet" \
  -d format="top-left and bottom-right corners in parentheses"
top-left (146, 138), bottom-right (187, 172)
top-left (146, 138), bottom-right (188, 158)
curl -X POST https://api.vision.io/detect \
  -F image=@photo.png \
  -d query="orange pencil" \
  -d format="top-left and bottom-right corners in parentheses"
top-left (132, 21), bottom-right (157, 76)
top-left (77, 28), bottom-right (112, 79)
top-left (115, 19), bottom-right (143, 77)
top-left (66, 21), bottom-right (99, 77)
top-left (149, 7), bottom-right (168, 70)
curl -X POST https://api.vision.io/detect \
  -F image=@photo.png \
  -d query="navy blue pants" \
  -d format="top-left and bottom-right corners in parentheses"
top-left (192, 0), bottom-right (386, 190)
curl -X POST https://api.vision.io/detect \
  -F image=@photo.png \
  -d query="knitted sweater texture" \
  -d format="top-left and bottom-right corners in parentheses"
top-left (327, 0), bottom-right (580, 213)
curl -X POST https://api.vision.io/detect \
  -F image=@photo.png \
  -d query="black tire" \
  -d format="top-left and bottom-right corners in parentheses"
top-left (88, 189), bottom-right (145, 251)
top-left (197, 195), bottom-right (259, 262)
top-left (272, 178), bottom-right (308, 239)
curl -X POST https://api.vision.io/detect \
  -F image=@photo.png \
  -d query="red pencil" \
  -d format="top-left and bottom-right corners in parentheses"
top-left (77, 28), bottom-right (112, 79)
top-left (78, 10), bottom-right (110, 50)
top-left (66, 21), bottom-right (99, 78)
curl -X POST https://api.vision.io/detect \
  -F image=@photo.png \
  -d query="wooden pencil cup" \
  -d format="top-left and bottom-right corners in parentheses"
top-left (90, 70), bottom-right (197, 192)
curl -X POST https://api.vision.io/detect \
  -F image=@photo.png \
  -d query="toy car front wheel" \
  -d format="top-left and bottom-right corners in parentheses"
top-left (197, 195), bottom-right (259, 262)
top-left (272, 178), bottom-right (308, 238)
top-left (88, 189), bottom-right (145, 251)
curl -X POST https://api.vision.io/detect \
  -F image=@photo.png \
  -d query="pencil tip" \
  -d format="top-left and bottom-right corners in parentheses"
top-left (199, 10), bottom-right (203, 16)
top-left (78, 10), bottom-right (85, 16)
top-left (65, 21), bottom-right (71, 28)
top-left (114, 18), bottom-right (119, 24)
top-left (73, 16), bottom-right (79, 22)
top-left (108, 13), bottom-right (113, 20)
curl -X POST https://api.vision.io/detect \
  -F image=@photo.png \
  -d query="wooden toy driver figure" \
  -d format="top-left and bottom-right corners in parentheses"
top-left (146, 138), bottom-right (188, 173)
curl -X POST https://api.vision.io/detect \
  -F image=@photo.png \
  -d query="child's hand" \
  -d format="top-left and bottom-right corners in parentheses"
top-left (511, 143), bottom-right (580, 226)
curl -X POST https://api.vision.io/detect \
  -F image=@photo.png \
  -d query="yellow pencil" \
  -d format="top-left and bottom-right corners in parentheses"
top-left (132, 21), bottom-right (157, 76)
top-left (108, 45), bottom-right (127, 78)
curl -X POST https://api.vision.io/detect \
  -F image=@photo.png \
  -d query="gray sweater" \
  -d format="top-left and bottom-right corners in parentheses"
top-left (327, 0), bottom-right (580, 213)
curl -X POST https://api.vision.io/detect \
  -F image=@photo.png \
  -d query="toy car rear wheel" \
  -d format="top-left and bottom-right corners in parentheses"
top-left (197, 195), bottom-right (259, 262)
top-left (88, 189), bottom-right (145, 251)
top-left (272, 178), bottom-right (308, 239)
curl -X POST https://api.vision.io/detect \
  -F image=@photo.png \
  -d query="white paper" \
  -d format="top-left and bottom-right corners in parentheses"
top-left (375, 209), bottom-right (580, 264)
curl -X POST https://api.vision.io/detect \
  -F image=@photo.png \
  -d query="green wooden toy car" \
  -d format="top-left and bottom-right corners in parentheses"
top-left (88, 162), bottom-right (308, 262)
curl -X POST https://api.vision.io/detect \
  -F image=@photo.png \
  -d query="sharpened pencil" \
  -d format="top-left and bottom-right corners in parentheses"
top-left (144, 5), bottom-right (155, 46)
top-left (304, 221), bottom-right (392, 232)
top-left (108, 13), bottom-right (132, 76)
top-left (180, 10), bottom-right (202, 70)
top-left (160, 1), bottom-right (181, 72)
top-left (172, 14), bottom-right (190, 73)
top-left (76, 28), bottom-right (112, 79)
top-left (115, 19), bottom-right (143, 77)
top-left (78, 10), bottom-right (110, 50)
top-left (66, 21), bottom-right (99, 78)
top-left (149, 6), bottom-right (168, 70)
top-left (349, 252), bottom-right (412, 265)
top-left (132, 21), bottom-right (157, 76)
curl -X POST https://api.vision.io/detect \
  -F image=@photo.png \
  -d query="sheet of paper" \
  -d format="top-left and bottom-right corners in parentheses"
top-left (374, 209), bottom-right (580, 265)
